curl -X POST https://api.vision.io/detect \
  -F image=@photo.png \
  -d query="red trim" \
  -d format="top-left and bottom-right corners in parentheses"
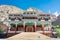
top-left (15, 27), bottom-right (17, 34)
top-left (42, 25), bottom-right (44, 34)
top-left (34, 25), bottom-right (36, 32)
top-left (50, 27), bottom-right (53, 36)
top-left (48, 27), bottom-right (49, 31)
top-left (6, 27), bottom-right (9, 37)
top-left (23, 25), bottom-right (25, 32)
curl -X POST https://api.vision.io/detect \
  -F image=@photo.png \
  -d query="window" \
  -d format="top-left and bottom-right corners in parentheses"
top-left (17, 25), bottom-right (23, 31)
top-left (38, 17), bottom-right (42, 21)
top-left (0, 11), bottom-right (4, 13)
top-left (44, 18), bottom-right (48, 21)
top-left (23, 13), bottom-right (26, 14)
top-left (23, 12), bottom-right (27, 14)
top-left (9, 17), bottom-right (16, 21)
top-left (10, 24), bottom-right (16, 27)
top-left (14, 14), bottom-right (20, 16)
top-left (38, 19), bottom-right (41, 21)
top-left (17, 17), bottom-right (21, 21)
top-left (39, 14), bottom-right (45, 16)
top-left (10, 24), bottom-right (16, 31)
top-left (27, 12), bottom-right (29, 14)
top-left (22, 17), bottom-right (37, 19)
top-left (46, 14), bottom-right (50, 16)
top-left (36, 25), bottom-right (42, 31)
top-left (30, 12), bottom-right (33, 14)
top-left (9, 14), bottom-right (13, 16)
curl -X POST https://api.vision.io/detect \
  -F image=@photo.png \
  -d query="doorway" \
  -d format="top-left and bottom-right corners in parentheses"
top-left (36, 25), bottom-right (42, 31)
top-left (25, 25), bottom-right (34, 32)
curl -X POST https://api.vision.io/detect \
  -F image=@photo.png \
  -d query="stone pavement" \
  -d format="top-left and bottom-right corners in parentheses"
top-left (6, 32), bottom-right (57, 40)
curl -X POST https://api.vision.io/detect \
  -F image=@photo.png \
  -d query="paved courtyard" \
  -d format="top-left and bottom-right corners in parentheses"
top-left (6, 32), bottom-right (57, 40)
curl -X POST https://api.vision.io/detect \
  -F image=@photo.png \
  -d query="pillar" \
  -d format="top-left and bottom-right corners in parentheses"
top-left (50, 23), bottom-right (53, 37)
top-left (15, 24), bottom-right (17, 34)
top-left (6, 27), bottom-right (9, 37)
top-left (42, 24), bottom-right (44, 34)
top-left (50, 26), bottom-right (53, 37)
top-left (34, 22), bottom-right (36, 32)
top-left (23, 22), bottom-right (25, 32)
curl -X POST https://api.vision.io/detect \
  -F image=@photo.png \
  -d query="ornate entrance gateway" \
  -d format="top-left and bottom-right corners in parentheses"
top-left (25, 22), bottom-right (35, 32)
top-left (25, 25), bottom-right (34, 32)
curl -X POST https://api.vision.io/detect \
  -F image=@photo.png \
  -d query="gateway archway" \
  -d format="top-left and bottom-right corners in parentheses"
top-left (25, 25), bottom-right (34, 32)
top-left (25, 22), bottom-right (35, 32)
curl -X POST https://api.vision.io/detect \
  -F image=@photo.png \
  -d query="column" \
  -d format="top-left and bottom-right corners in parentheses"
top-left (15, 24), bottom-right (17, 34)
top-left (6, 23), bottom-right (11, 37)
top-left (34, 22), bottom-right (36, 32)
top-left (42, 24), bottom-right (44, 34)
top-left (50, 25), bottom-right (53, 37)
top-left (23, 22), bottom-right (25, 32)
top-left (8, 23), bottom-right (11, 31)
top-left (6, 27), bottom-right (9, 37)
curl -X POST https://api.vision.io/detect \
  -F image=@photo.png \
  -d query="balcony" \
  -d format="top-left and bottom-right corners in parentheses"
top-left (22, 19), bottom-right (38, 22)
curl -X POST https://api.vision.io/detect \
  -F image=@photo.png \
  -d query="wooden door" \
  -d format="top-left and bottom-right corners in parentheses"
top-left (26, 25), bottom-right (34, 32)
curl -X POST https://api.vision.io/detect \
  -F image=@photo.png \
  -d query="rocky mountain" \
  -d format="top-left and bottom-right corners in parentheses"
top-left (57, 15), bottom-right (60, 19)
top-left (0, 5), bottom-right (24, 21)
top-left (0, 5), bottom-right (24, 14)
top-left (52, 14), bottom-right (60, 25)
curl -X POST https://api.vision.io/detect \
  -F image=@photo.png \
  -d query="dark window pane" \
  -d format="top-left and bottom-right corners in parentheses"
top-left (22, 17), bottom-right (37, 19)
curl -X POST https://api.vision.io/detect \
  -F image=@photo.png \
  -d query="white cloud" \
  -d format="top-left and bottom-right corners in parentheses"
top-left (54, 11), bottom-right (59, 17)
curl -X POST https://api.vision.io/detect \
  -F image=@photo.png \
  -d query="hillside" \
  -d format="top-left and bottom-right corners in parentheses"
top-left (0, 5), bottom-right (24, 21)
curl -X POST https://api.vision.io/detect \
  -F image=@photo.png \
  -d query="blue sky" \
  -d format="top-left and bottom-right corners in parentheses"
top-left (0, 0), bottom-right (60, 13)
